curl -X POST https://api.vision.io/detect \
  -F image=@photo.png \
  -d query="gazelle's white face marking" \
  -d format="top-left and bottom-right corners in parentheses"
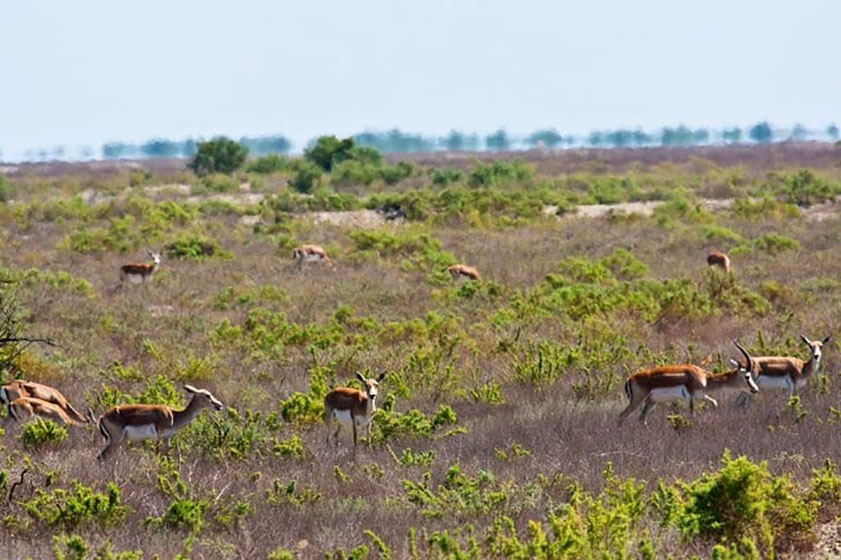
top-left (124, 424), bottom-right (157, 441)
top-left (150, 252), bottom-right (162, 266)
top-left (744, 370), bottom-right (759, 393)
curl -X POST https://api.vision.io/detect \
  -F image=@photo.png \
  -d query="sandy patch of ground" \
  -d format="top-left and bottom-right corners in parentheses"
top-left (307, 210), bottom-right (388, 229)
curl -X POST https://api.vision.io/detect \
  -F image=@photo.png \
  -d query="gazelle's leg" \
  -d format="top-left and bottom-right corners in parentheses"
top-left (618, 396), bottom-right (643, 425)
top-left (734, 392), bottom-right (750, 408)
top-left (639, 399), bottom-right (657, 423)
top-left (367, 422), bottom-right (373, 449)
top-left (98, 429), bottom-right (125, 462)
top-left (352, 415), bottom-right (358, 446)
top-left (703, 394), bottom-right (719, 408)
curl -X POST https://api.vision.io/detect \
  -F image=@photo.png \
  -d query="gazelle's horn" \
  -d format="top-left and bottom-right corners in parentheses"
top-left (733, 340), bottom-right (752, 366)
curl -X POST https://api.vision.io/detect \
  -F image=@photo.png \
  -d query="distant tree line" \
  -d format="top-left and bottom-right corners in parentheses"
top-left (101, 134), bottom-right (291, 160)
top-left (14, 121), bottom-right (837, 163)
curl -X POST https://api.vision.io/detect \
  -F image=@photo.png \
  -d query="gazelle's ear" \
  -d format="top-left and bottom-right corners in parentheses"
top-left (801, 334), bottom-right (813, 346)
top-left (377, 370), bottom-right (387, 382)
top-left (184, 384), bottom-right (198, 394)
top-left (822, 335), bottom-right (831, 344)
top-left (356, 372), bottom-right (367, 384)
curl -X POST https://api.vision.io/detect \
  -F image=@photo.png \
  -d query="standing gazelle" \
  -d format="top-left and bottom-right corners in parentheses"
top-left (447, 264), bottom-right (481, 282)
top-left (1, 380), bottom-right (88, 424)
top-left (292, 244), bottom-right (334, 273)
top-left (706, 251), bottom-right (731, 274)
top-left (120, 251), bottom-right (162, 285)
top-left (96, 385), bottom-right (223, 461)
top-left (734, 335), bottom-right (831, 406)
top-left (618, 341), bottom-right (758, 424)
top-left (324, 372), bottom-right (386, 448)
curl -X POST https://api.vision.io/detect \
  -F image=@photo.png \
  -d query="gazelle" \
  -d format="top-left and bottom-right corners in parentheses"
top-left (6, 396), bottom-right (80, 426)
top-left (120, 251), bottom-right (162, 285)
top-left (734, 335), bottom-right (830, 406)
top-left (706, 251), bottom-right (731, 274)
top-left (618, 341), bottom-right (759, 424)
top-left (292, 244), bottom-right (334, 272)
top-left (1, 380), bottom-right (88, 424)
top-left (447, 264), bottom-right (481, 282)
top-left (324, 372), bottom-right (386, 448)
top-left (96, 385), bottom-right (223, 461)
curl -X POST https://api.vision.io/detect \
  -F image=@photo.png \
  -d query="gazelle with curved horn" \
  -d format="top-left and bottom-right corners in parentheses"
top-left (618, 341), bottom-right (759, 424)
top-left (734, 335), bottom-right (831, 406)
top-left (119, 250), bottom-right (162, 285)
top-left (1, 380), bottom-right (88, 424)
top-left (96, 385), bottom-right (223, 461)
top-left (324, 371), bottom-right (386, 448)
top-left (6, 396), bottom-right (81, 426)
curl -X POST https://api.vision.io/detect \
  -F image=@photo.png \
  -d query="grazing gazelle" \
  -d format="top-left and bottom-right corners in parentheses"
top-left (447, 264), bottom-right (481, 282)
top-left (706, 251), bottom-right (731, 274)
top-left (96, 385), bottom-right (224, 461)
top-left (120, 251), bottom-right (162, 285)
top-left (324, 371), bottom-right (386, 448)
top-left (618, 341), bottom-right (759, 424)
top-left (734, 335), bottom-right (831, 406)
top-left (1, 380), bottom-right (88, 424)
top-left (292, 244), bottom-right (334, 272)
top-left (7, 396), bottom-right (80, 426)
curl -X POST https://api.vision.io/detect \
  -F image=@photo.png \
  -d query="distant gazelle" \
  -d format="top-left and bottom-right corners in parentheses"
top-left (7, 396), bottom-right (80, 426)
top-left (1, 380), bottom-right (88, 424)
top-left (618, 341), bottom-right (758, 424)
top-left (447, 264), bottom-right (481, 282)
top-left (324, 372), bottom-right (386, 448)
top-left (734, 335), bottom-right (830, 406)
top-left (292, 244), bottom-right (334, 272)
top-left (706, 251), bottom-right (731, 274)
top-left (120, 251), bottom-right (162, 285)
top-left (96, 385), bottom-right (224, 461)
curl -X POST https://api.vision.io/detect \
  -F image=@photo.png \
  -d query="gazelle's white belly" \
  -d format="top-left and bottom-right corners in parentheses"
top-left (647, 386), bottom-right (690, 403)
top-left (123, 424), bottom-right (157, 441)
top-left (331, 409), bottom-right (372, 427)
top-left (757, 376), bottom-right (794, 391)
top-left (126, 274), bottom-right (145, 284)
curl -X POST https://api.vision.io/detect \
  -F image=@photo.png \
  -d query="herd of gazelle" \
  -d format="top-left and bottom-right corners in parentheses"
top-left (2, 249), bottom-right (827, 455)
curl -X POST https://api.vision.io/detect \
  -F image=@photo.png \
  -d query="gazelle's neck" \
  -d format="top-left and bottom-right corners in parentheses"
top-left (172, 396), bottom-right (204, 428)
top-left (803, 355), bottom-right (820, 378)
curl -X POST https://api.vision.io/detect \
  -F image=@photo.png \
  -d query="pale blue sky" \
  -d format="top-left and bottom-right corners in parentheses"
top-left (2, 0), bottom-right (840, 159)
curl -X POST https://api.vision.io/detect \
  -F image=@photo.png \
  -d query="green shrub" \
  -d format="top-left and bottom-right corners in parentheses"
top-left (288, 160), bottom-right (322, 194)
top-left (20, 418), bottom-right (68, 447)
top-left (25, 481), bottom-right (127, 528)
top-left (246, 154), bottom-right (288, 174)
top-left (0, 173), bottom-right (12, 203)
top-left (146, 498), bottom-right (207, 532)
top-left (305, 136), bottom-right (356, 171)
top-left (164, 234), bottom-right (231, 260)
top-left (468, 160), bottom-right (532, 188)
top-left (188, 137), bottom-right (248, 176)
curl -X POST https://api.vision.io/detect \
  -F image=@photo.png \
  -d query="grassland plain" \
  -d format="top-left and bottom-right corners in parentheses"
top-left (1, 144), bottom-right (841, 559)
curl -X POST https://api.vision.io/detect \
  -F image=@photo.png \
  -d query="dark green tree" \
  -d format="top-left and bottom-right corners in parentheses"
top-left (442, 130), bottom-right (465, 151)
top-left (305, 136), bottom-right (355, 171)
top-left (749, 122), bottom-right (773, 143)
top-left (485, 129), bottom-right (510, 151)
top-left (141, 139), bottom-right (181, 159)
top-left (289, 160), bottom-right (322, 194)
top-left (826, 124), bottom-right (839, 141)
top-left (188, 137), bottom-right (248, 176)
top-left (527, 129), bottom-right (563, 149)
top-left (722, 128), bottom-right (742, 144)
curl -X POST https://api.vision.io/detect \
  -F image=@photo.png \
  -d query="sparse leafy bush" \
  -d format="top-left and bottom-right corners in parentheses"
top-left (19, 418), bottom-right (68, 447)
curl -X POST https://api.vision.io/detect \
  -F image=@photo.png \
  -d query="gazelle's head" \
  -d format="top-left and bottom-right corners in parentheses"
top-left (356, 371), bottom-right (387, 400)
top-left (184, 385), bottom-right (224, 411)
top-left (733, 340), bottom-right (760, 393)
top-left (801, 334), bottom-right (830, 362)
top-left (148, 251), bottom-right (162, 265)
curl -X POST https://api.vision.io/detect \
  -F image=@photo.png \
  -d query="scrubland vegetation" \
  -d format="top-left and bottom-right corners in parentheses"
top-left (1, 142), bottom-right (841, 558)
